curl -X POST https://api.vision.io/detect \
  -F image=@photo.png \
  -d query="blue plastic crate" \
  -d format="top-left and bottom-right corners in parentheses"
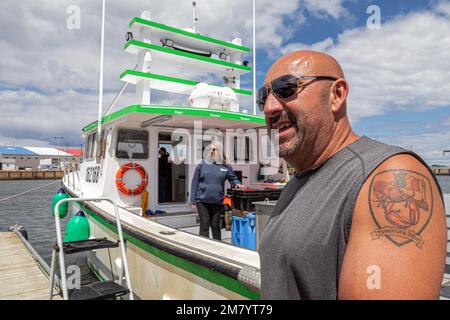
top-left (231, 213), bottom-right (256, 250)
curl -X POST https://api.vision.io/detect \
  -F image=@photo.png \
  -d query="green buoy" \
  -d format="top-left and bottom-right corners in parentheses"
top-left (52, 188), bottom-right (69, 218)
top-left (64, 210), bottom-right (90, 243)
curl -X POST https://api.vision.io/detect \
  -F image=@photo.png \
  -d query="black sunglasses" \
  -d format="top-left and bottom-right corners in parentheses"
top-left (256, 74), bottom-right (338, 112)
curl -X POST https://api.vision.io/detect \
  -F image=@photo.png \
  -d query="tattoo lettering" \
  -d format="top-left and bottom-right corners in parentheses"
top-left (369, 170), bottom-right (433, 248)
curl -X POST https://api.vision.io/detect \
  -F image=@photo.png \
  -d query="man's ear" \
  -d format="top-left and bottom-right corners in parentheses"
top-left (329, 79), bottom-right (349, 116)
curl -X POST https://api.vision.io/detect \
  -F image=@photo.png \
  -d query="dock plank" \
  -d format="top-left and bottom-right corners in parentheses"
top-left (0, 232), bottom-right (58, 300)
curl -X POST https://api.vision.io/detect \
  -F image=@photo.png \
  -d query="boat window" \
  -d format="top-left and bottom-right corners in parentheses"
top-left (157, 132), bottom-right (187, 204)
top-left (233, 136), bottom-right (250, 162)
top-left (96, 129), bottom-right (109, 160)
top-left (89, 133), bottom-right (97, 160)
top-left (84, 136), bottom-right (90, 160)
top-left (116, 129), bottom-right (148, 159)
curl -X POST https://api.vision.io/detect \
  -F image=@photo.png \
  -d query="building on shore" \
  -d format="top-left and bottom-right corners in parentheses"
top-left (0, 146), bottom-right (83, 171)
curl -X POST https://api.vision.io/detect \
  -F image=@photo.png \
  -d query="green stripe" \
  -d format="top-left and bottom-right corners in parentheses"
top-left (120, 69), bottom-right (253, 96)
top-left (124, 40), bottom-right (251, 72)
top-left (129, 17), bottom-right (250, 53)
top-left (81, 202), bottom-right (259, 300)
top-left (86, 259), bottom-right (106, 282)
top-left (83, 121), bottom-right (99, 132)
top-left (83, 105), bottom-right (265, 133)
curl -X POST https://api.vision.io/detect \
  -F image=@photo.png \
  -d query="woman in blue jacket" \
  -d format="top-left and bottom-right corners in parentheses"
top-left (190, 143), bottom-right (243, 240)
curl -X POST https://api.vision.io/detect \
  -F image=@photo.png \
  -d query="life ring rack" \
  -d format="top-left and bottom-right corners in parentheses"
top-left (115, 163), bottom-right (148, 196)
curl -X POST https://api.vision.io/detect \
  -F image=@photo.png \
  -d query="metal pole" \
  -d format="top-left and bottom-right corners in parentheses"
top-left (54, 202), bottom-right (69, 300)
top-left (54, 197), bottom-right (134, 300)
top-left (103, 64), bottom-right (137, 116)
top-left (48, 249), bottom-right (57, 300)
top-left (97, 0), bottom-right (106, 146)
top-left (57, 137), bottom-right (60, 168)
top-left (252, 0), bottom-right (257, 115)
top-left (192, 1), bottom-right (198, 33)
top-left (112, 202), bottom-right (134, 300)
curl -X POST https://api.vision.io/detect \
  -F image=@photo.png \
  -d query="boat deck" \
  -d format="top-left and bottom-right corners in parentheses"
top-left (0, 232), bottom-right (57, 300)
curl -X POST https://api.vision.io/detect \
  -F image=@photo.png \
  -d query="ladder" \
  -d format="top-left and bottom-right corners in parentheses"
top-left (49, 197), bottom-right (134, 300)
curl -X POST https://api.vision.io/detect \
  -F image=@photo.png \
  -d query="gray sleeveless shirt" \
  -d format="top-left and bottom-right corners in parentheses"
top-left (259, 136), bottom-right (428, 300)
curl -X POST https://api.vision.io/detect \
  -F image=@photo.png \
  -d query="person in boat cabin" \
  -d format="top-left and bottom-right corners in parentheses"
top-left (258, 50), bottom-right (447, 300)
top-left (190, 141), bottom-right (243, 240)
top-left (158, 147), bottom-right (171, 203)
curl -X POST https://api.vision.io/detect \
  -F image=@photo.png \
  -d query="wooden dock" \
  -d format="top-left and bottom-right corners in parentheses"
top-left (0, 232), bottom-right (57, 300)
top-left (0, 170), bottom-right (64, 181)
top-left (432, 167), bottom-right (450, 176)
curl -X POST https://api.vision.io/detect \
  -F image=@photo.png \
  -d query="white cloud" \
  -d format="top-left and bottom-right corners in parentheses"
top-left (281, 37), bottom-right (334, 53)
top-left (302, 0), bottom-right (349, 19)
top-left (434, 0), bottom-right (450, 16)
top-left (0, 135), bottom-right (50, 147)
top-left (278, 9), bottom-right (450, 123)
top-left (0, 0), bottom-right (348, 145)
top-left (375, 132), bottom-right (450, 166)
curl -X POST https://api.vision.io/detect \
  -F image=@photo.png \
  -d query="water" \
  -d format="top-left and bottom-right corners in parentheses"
top-left (437, 176), bottom-right (450, 195)
top-left (0, 179), bottom-right (97, 286)
top-left (0, 179), bottom-right (65, 263)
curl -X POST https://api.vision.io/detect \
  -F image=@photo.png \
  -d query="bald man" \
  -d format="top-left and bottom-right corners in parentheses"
top-left (258, 51), bottom-right (447, 300)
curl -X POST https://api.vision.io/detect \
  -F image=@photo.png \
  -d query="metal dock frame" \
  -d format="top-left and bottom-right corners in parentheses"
top-left (49, 197), bottom-right (134, 300)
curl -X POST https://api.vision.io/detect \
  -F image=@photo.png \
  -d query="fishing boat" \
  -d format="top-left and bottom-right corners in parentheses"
top-left (55, 6), bottom-right (287, 300)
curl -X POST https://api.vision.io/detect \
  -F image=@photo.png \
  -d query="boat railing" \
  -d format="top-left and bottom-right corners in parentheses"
top-left (63, 163), bottom-right (82, 196)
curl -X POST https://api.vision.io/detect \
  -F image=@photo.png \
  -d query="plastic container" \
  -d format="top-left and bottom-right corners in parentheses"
top-left (227, 188), bottom-right (282, 211)
top-left (231, 213), bottom-right (256, 250)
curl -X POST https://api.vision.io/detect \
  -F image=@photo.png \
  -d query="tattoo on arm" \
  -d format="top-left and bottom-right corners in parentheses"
top-left (369, 169), bottom-right (433, 249)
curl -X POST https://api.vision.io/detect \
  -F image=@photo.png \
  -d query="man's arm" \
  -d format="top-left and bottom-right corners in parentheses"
top-left (338, 154), bottom-right (447, 299)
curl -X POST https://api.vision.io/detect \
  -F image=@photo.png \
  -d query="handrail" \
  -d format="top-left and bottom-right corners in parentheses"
top-left (51, 197), bottom-right (134, 300)
top-left (63, 163), bottom-right (82, 195)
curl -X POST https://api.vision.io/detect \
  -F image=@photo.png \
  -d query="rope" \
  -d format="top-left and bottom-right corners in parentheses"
top-left (0, 180), bottom-right (61, 202)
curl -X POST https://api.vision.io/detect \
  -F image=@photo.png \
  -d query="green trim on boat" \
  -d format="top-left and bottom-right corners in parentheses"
top-left (120, 69), bottom-right (253, 96)
top-left (86, 259), bottom-right (106, 282)
top-left (83, 121), bottom-right (99, 133)
top-left (124, 40), bottom-right (251, 72)
top-left (129, 17), bottom-right (250, 53)
top-left (82, 105), bottom-right (265, 133)
top-left (80, 202), bottom-right (259, 300)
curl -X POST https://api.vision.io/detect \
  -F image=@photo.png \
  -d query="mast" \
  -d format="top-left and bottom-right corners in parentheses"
top-left (97, 0), bottom-right (106, 150)
top-left (252, 0), bottom-right (257, 115)
top-left (192, 1), bottom-right (198, 33)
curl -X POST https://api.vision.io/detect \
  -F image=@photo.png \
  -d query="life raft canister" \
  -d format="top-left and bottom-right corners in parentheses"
top-left (115, 163), bottom-right (148, 196)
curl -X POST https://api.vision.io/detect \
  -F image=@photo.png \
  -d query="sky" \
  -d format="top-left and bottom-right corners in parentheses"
top-left (0, 0), bottom-right (449, 165)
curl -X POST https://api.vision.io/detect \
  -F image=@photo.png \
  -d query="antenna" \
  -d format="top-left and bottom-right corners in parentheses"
top-left (252, 0), bottom-right (256, 115)
top-left (97, 0), bottom-right (106, 152)
top-left (192, 1), bottom-right (198, 33)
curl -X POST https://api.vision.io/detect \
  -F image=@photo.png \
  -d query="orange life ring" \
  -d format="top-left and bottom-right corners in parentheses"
top-left (115, 163), bottom-right (148, 196)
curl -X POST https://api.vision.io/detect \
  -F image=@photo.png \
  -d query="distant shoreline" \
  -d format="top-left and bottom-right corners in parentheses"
top-left (431, 167), bottom-right (450, 176)
top-left (0, 170), bottom-right (64, 181)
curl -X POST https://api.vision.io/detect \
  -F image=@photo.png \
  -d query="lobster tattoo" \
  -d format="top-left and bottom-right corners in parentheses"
top-left (372, 173), bottom-right (429, 229)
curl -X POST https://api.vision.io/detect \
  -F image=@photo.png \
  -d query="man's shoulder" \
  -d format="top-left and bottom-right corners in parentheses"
top-left (365, 153), bottom-right (436, 188)
top-left (354, 152), bottom-right (444, 231)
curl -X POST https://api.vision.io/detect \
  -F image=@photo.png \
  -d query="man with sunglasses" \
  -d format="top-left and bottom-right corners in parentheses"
top-left (258, 51), bottom-right (447, 300)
